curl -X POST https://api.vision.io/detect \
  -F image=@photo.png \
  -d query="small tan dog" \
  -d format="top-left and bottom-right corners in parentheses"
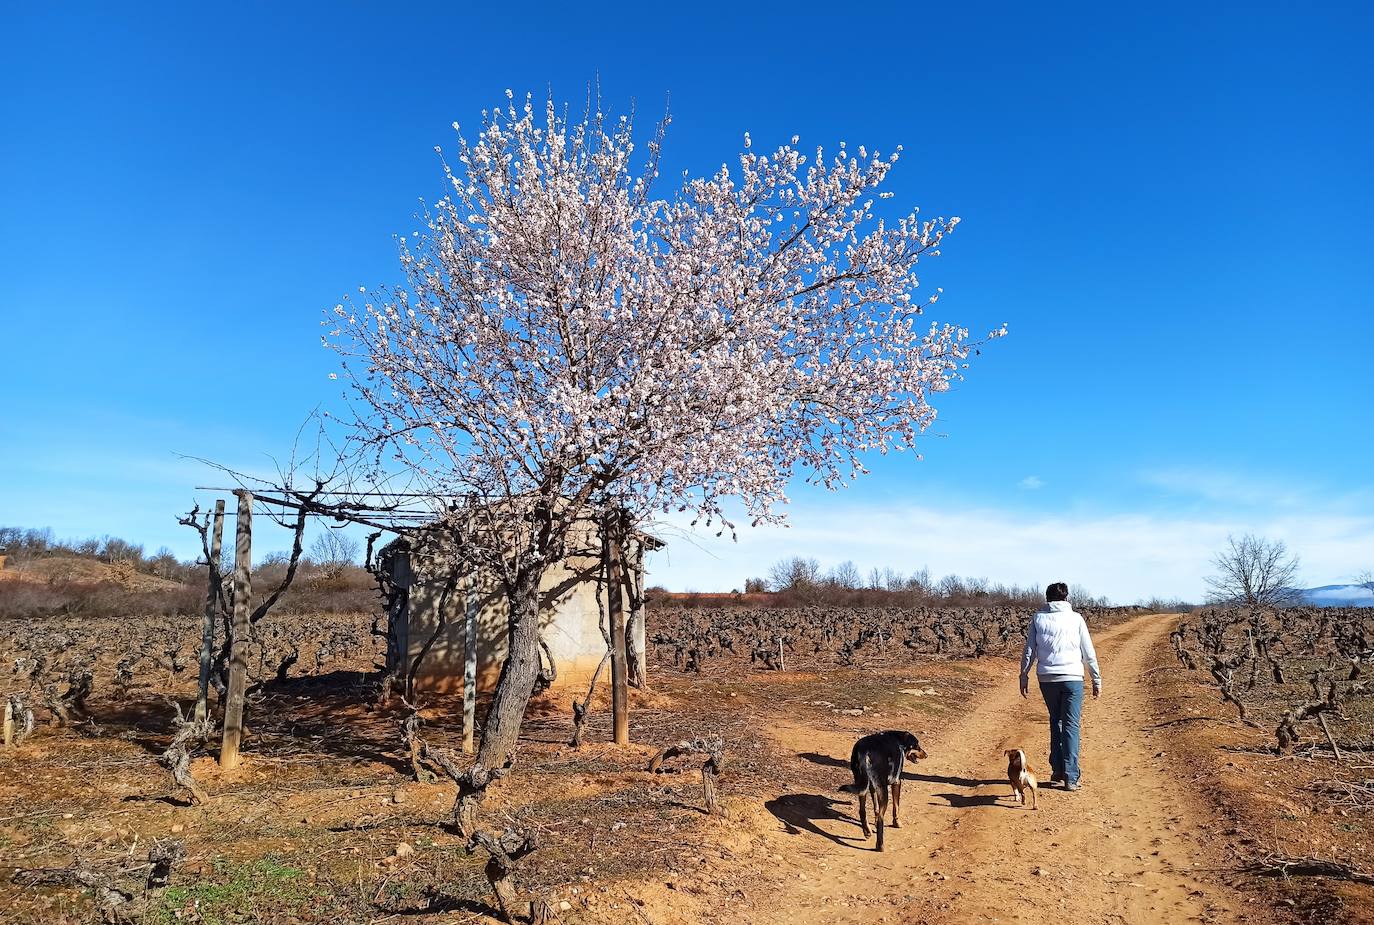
top-left (1005, 748), bottom-right (1038, 809)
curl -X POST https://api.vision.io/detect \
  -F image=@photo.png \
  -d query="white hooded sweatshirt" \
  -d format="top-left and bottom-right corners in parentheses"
top-left (1019, 600), bottom-right (1102, 688)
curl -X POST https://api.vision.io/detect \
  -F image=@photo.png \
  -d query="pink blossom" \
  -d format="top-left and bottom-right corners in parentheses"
top-left (326, 93), bottom-right (1003, 539)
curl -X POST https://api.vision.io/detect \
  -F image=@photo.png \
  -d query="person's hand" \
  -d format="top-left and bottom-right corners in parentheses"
top-left (1092, 681), bottom-right (1102, 699)
top-left (1019, 676), bottom-right (1029, 699)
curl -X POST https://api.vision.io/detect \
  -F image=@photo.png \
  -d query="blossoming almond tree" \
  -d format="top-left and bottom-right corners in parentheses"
top-left (326, 91), bottom-right (1003, 768)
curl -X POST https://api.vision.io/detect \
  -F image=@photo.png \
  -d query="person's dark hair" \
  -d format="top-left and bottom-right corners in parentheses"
top-left (1046, 582), bottom-right (1070, 602)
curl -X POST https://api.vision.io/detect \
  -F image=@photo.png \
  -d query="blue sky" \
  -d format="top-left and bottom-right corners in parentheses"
top-left (2, 2), bottom-right (1371, 602)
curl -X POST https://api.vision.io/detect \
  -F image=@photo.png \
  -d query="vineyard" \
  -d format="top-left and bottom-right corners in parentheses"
top-left (1163, 604), bottom-right (1374, 905)
top-left (649, 605), bottom-right (1144, 672)
top-left (0, 597), bottom-right (1118, 923)
top-left (6, 598), bottom-right (1374, 923)
top-left (1173, 606), bottom-right (1374, 756)
top-left (2, 610), bottom-right (378, 750)
top-left (0, 603), bottom-right (1147, 745)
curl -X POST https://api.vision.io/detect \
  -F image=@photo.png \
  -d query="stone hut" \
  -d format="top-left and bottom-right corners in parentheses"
top-left (377, 512), bottom-right (659, 695)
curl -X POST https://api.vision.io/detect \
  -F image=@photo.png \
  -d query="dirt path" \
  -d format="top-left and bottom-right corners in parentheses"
top-left (719, 613), bottom-right (1246, 924)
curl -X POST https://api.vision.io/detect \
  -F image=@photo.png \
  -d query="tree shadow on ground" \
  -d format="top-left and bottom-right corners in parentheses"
top-left (71, 671), bottom-right (413, 774)
top-left (797, 751), bottom-right (847, 769)
top-left (229, 671), bottom-right (418, 773)
top-left (1216, 742), bottom-right (1283, 757)
top-left (1151, 715), bottom-right (1225, 729)
top-left (665, 798), bottom-right (713, 815)
top-left (100, 693), bottom-right (414, 776)
top-left (82, 696), bottom-right (177, 732)
top-left (764, 793), bottom-right (864, 848)
top-left (374, 895), bottom-right (502, 919)
top-left (120, 793), bottom-right (192, 808)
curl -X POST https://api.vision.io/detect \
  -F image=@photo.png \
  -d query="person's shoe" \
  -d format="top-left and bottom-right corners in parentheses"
top-left (1065, 780), bottom-right (1081, 792)
top-left (1050, 772), bottom-right (1065, 786)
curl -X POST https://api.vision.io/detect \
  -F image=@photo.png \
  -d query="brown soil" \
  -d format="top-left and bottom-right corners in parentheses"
top-left (1148, 631), bottom-right (1374, 924)
top-left (6, 612), bottom-right (1371, 923)
top-left (613, 614), bottom-right (1261, 924)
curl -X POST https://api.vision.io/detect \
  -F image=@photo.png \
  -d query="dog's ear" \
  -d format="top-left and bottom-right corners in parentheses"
top-left (1005, 749), bottom-right (1016, 759)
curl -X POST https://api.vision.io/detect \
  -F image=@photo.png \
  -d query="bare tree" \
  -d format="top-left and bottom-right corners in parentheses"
top-left (309, 530), bottom-right (360, 579)
top-left (937, 573), bottom-right (967, 598)
top-left (1205, 534), bottom-right (1301, 608)
top-left (768, 557), bottom-right (822, 592)
top-left (828, 560), bottom-right (862, 590)
top-left (905, 567), bottom-right (932, 595)
top-left (1069, 584), bottom-right (1109, 607)
top-left (1355, 570), bottom-right (1374, 601)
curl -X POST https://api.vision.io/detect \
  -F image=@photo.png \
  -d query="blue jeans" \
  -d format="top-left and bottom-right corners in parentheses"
top-left (1039, 680), bottom-right (1084, 784)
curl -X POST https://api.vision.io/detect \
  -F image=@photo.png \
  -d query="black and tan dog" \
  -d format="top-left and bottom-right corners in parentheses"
top-left (839, 730), bottom-right (927, 851)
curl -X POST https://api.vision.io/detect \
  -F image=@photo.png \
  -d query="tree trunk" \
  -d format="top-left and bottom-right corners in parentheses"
top-left (476, 567), bottom-right (544, 768)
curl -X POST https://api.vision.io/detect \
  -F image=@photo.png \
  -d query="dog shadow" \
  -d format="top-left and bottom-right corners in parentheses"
top-left (929, 789), bottom-right (1009, 809)
top-left (919, 773), bottom-right (1012, 810)
top-left (907, 771), bottom-right (1001, 788)
top-left (797, 752), bottom-right (1000, 790)
top-left (765, 793), bottom-right (866, 848)
top-left (795, 751), bottom-right (1011, 813)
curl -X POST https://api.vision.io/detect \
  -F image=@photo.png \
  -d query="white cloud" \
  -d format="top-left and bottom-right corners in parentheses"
top-left (1139, 467), bottom-right (1308, 509)
top-left (643, 501), bottom-right (1374, 604)
top-left (1018, 475), bottom-right (1044, 490)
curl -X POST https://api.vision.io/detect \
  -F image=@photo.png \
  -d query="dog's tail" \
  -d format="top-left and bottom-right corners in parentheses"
top-left (839, 751), bottom-right (872, 794)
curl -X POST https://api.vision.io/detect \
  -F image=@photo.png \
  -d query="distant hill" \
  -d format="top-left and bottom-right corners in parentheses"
top-left (1297, 584), bottom-right (1374, 607)
top-left (0, 556), bottom-right (183, 592)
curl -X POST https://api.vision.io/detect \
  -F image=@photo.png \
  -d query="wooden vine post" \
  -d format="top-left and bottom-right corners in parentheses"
top-left (389, 550), bottom-right (412, 703)
top-left (605, 509), bottom-right (629, 746)
top-left (194, 499), bottom-right (225, 722)
top-left (220, 490), bottom-right (253, 768)
top-left (463, 575), bottom-right (479, 754)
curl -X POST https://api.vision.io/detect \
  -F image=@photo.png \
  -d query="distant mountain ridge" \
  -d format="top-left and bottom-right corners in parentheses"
top-left (1297, 584), bottom-right (1374, 607)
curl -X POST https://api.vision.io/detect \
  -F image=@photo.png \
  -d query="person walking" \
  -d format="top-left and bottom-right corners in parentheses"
top-left (1019, 582), bottom-right (1101, 791)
